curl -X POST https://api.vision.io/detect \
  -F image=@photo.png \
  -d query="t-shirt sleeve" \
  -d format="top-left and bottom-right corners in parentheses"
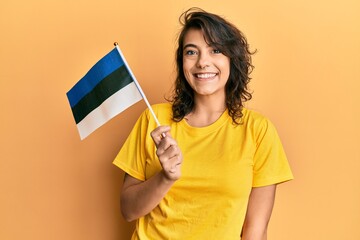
top-left (252, 117), bottom-right (294, 187)
top-left (112, 109), bottom-right (153, 181)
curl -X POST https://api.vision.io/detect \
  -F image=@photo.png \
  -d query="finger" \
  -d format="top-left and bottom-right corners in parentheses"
top-left (161, 155), bottom-right (180, 172)
top-left (156, 137), bottom-right (178, 156)
top-left (168, 155), bottom-right (182, 173)
top-left (150, 126), bottom-right (170, 146)
top-left (158, 144), bottom-right (182, 165)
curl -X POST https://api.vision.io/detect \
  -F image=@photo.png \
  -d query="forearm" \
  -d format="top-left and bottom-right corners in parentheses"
top-left (241, 224), bottom-right (267, 240)
top-left (121, 171), bottom-right (175, 222)
top-left (121, 126), bottom-right (182, 222)
top-left (241, 185), bottom-right (276, 240)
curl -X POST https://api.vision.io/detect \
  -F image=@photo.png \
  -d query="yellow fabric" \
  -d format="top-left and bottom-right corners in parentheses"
top-left (113, 103), bottom-right (293, 240)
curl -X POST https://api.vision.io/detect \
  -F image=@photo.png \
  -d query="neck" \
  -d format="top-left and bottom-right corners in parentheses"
top-left (185, 95), bottom-right (226, 127)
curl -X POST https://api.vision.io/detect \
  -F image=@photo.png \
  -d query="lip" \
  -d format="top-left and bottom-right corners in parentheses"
top-left (193, 72), bottom-right (218, 80)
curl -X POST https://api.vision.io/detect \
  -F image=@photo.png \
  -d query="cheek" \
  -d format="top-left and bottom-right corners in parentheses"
top-left (225, 67), bottom-right (231, 80)
top-left (183, 72), bottom-right (193, 86)
top-left (182, 62), bottom-right (193, 80)
top-left (182, 59), bottom-right (191, 70)
top-left (221, 60), bottom-right (231, 79)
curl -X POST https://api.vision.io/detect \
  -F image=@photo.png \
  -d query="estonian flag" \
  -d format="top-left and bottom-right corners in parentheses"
top-left (67, 45), bottom-right (143, 140)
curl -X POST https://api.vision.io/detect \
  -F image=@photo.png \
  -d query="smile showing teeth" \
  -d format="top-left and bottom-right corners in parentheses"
top-left (195, 73), bottom-right (216, 79)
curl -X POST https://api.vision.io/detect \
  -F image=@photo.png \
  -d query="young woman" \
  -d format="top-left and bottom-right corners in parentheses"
top-left (114, 8), bottom-right (293, 240)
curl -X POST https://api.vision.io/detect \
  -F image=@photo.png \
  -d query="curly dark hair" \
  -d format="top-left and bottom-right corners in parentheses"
top-left (171, 8), bottom-right (255, 124)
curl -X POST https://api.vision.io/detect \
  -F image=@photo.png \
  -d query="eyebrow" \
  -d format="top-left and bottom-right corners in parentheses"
top-left (183, 43), bottom-right (198, 49)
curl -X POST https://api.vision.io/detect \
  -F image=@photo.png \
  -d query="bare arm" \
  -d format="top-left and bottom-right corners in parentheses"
top-left (241, 185), bottom-right (277, 240)
top-left (120, 126), bottom-right (183, 222)
top-left (121, 172), bottom-right (174, 222)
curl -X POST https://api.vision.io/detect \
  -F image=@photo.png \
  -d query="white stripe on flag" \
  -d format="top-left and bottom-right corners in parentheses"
top-left (76, 82), bottom-right (142, 139)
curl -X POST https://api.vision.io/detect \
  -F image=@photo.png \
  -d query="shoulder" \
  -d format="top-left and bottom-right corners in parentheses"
top-left (241, 108), bottom-right (277, 138)
top-left (151, 102), bottom-right (172, 112)
top-left (141, 102), bottom-right (171, 116)
top-left (142, 102), bottom-right (173, 125)
top-left (242, 108), bottom-right (269, 126)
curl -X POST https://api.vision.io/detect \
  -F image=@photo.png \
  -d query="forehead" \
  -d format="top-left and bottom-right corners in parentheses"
top-left (183, 28), bottom-right (208, 46)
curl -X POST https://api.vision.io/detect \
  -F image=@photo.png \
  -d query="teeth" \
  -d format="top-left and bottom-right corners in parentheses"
top-left (196, 73), bottom-right (216, 79)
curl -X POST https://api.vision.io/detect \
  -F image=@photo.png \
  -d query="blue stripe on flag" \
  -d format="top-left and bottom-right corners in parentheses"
top-left (67, 48), bottom-right (125, 107)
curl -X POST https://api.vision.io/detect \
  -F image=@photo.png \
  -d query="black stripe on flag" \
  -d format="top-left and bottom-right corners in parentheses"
top-left (71, 65), bottom-right (133, 124)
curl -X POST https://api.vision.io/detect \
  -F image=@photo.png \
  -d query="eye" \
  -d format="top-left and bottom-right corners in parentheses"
top-left (184, 49), bottom-right (197, 56)
top-left (212, 49), bottom-right (222, 54)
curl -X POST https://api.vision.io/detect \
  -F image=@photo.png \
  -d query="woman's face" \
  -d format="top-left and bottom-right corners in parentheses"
top-left (182, 28), bottom-right (230, 99)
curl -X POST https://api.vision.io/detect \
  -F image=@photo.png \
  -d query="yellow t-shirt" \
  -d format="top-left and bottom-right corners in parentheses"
top-left (113, 103), bottom-right (293, 240)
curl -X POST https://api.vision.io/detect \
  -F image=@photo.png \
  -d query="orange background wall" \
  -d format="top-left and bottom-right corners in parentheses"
top-left (1, 0), bottom-right (359, 239)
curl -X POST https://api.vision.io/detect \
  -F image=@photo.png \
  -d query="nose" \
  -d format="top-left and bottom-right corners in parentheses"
top-left (196, 52), bottom-right (210, 69)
